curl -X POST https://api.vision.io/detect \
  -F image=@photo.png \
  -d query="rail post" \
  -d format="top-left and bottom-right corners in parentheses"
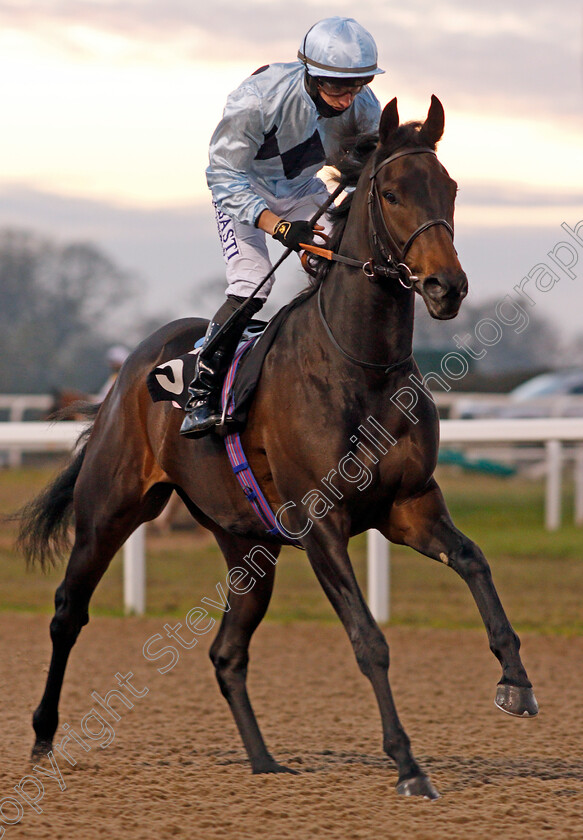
top-left (123, 526), bottom-right (146, 615)
top-left (367, 529), bottom-right (390, 622)
top-left (575, 446), bottom-right (583, 526)
top-left (545, 440), bottom-right (562, 531)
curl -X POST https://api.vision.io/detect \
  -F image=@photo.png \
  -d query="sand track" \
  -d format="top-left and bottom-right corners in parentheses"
top-left (1, 615), bottom-right (582, 839)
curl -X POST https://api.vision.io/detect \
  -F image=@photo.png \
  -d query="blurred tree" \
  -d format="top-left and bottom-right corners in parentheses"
top-left (0, 228), bottom-right (139, 393)
top-left (413, 295), bottom-right (561, 374)
top-left (188, 275), bottom-right (229, 320)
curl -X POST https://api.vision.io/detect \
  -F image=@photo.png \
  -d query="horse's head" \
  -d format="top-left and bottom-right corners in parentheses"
top-left (370, 95), bottom-right (468, 319)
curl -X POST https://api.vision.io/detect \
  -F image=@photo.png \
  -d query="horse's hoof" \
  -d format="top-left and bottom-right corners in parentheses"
top-left (396, 775), bottom-right (440, 800)
top-left (252, 760), bottom-right (299, 775)
top-left (30, 739), bottom-right (53, 763)
top-left (495, 684), bottom-right (539, 717)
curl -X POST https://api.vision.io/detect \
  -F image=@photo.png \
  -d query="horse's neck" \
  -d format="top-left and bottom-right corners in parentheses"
top-left (320, 188), bottom-right (415, 367)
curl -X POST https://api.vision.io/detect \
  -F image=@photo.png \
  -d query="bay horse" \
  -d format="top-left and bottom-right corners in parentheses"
top-left (46, 388), bottom-right (97, 421)
top-left (19, 96), bottom-right (537, 799)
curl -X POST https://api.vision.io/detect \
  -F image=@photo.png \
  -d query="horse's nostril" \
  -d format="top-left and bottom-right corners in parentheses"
top-left (423, 276), bottom-right (445, 299)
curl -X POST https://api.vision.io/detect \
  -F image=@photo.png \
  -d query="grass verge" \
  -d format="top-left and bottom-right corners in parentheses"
top-left (1, 461), bottom-right (581, 634)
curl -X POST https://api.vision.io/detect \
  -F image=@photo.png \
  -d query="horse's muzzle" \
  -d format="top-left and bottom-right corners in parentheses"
top-left (420, 269), bottom-right (468, 320)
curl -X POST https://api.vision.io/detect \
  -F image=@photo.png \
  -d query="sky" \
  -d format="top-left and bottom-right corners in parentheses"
top-left (1, 0), bottom-right (582, 343)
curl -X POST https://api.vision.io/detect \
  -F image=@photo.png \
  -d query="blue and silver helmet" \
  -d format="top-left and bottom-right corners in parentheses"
top-left (298, 17), bottom-right (384, 79)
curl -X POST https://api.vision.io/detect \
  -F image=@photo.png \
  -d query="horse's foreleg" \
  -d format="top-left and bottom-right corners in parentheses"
top-left (383, 478), bottom-right (538, 717)
top-left (301, 523), bottom-right (439, 798)
top-left (209, 533), bottom-right (289, 774)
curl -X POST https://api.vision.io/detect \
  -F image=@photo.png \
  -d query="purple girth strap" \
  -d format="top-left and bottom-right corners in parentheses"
top-left (221, 339), bottom-right (303, 548)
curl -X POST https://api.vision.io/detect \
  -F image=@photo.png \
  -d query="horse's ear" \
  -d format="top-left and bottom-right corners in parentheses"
top-left (379, 98), bottom-right (399, 145)
top-left (419, 94), bottom-right (444, 147)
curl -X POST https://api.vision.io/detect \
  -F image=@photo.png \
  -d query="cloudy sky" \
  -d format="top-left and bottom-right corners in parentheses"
top-left (1, 0), bottom-right (582, 340)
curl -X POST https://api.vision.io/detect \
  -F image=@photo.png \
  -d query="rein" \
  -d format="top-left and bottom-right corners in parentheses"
top-left (317, 284), bottom-right (413, 374)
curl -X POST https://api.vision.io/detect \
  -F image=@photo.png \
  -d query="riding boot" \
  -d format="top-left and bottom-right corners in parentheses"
top-left (179, 296), bottom-right (261, 439)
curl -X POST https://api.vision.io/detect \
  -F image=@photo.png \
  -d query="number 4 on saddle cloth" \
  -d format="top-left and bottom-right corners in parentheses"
top-left (146, 301), bottom-right (304, 547)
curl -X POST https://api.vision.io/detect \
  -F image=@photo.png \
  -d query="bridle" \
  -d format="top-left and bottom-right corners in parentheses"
top-left (304, 146), bottom-right (455, 290)
top-left (367, 147), bottom-right (454, 289)
top-left (313, 145), bottom-right (455, 372)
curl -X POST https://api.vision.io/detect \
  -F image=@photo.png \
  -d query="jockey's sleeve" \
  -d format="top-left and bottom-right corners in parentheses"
top-left (206, 85), bottom-right (270, 227)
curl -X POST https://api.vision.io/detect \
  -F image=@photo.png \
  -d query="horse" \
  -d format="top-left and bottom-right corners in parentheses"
top-left (18, 96), bottom-right (537, 800)
top-left (46, 388), bottom-right (97, 421)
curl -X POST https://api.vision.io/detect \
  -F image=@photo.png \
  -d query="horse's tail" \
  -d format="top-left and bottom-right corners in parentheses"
top-left (16, 422), bottom-right (94, 571)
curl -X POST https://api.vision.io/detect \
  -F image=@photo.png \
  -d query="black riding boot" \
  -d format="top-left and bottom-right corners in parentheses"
top-left (179, 296), bottom-right (262, 439)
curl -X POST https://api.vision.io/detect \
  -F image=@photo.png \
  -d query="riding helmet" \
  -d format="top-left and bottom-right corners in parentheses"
top-left (298, 17), bottom-right (384, 78)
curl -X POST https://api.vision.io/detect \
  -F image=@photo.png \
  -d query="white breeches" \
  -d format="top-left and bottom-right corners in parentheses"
top-left (214, 189), bottom-right (332, 301)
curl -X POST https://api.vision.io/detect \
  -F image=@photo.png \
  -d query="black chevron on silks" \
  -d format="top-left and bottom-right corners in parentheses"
top-left (281, 129), bottom-right (325, 179)
top-left (254, 125), bottom-right (280, 160)
top-left (254, 126), bottom-right (325, 180)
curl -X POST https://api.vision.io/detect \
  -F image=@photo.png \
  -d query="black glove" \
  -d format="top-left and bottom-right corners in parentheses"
top-left (272, 219), bottom-right (315, 252)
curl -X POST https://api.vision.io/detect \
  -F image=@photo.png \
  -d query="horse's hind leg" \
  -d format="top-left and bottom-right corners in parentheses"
top-left (384, 478), bottom-right (538, 717)
top-left (32, 467), bottom-right (171, 759)
top-left (208, 532), bottom-right (291, 774)
top-left (299, 522), bottom-right (438, 798)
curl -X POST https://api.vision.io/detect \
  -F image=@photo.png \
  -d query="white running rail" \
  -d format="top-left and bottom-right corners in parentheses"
top-left (1, 418), bottom-right (582, 618)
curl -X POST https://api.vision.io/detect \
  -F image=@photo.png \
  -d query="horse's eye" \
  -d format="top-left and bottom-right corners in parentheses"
top-left (383, 191), bottom-right (397, 204)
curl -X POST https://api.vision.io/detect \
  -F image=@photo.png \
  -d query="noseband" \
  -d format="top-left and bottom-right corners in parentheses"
top-left (367, 147), bottom-right (454, 289)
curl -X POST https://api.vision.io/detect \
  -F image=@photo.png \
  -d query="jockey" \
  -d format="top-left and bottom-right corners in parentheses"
top-left (96, 344), bottom-right (129, 402)
top-left (180, 16), bottom-right (384, 438)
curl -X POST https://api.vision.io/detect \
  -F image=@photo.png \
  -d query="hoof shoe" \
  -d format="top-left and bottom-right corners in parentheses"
top-left (396, 775), bottom-right (440, 800)
top-left (495, 684), bottom-right (539, 717)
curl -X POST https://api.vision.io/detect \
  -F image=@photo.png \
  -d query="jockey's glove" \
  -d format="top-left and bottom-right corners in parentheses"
top-left (272, 219), bottom-right (315, 252)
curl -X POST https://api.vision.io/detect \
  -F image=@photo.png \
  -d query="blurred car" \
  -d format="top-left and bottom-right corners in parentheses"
top-left (456, 369), bottom-right (583, 419)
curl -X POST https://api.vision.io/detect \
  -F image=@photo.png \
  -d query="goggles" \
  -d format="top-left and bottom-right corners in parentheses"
top-left (316, 76), bottom-right (373, 97)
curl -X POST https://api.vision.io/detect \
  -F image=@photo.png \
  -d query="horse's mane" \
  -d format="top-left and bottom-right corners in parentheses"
top-left (295, 120), bottom-right (433, 300)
